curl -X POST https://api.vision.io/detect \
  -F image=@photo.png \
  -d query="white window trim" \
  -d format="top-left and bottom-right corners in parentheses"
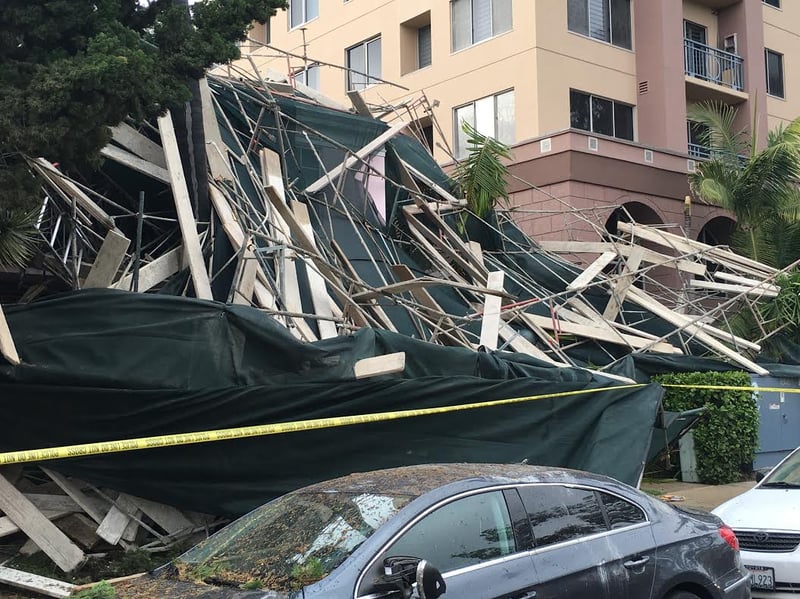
top-left (453, 89), bottom-right (515, 157)
top-left (288, 0), bottom-right (318, 30)
top-left (346, 36), bottom-right (382, 92)
top-left (450, 0), bottom-right (513, 54)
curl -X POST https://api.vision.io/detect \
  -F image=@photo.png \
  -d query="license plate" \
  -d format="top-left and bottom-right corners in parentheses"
top-left (747, 565), bottom-right (775, 591)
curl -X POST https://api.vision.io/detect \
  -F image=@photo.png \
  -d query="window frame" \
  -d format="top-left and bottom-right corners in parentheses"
top-left (765, 48), bottom-right (785, 99)
top-left (569, 89), bottom-right (635, 141)
top-left (567, 0), bottom-right (632, 50)
top-left (763, 0), bottom-right (780, 8)
top-left (453, 89), bottom-right (515, 158)
top-left (293, 63), bottom-right (320, 90)
top-left (346, 36), bottom-right (382, 92)
top-left (450, 0), bottom-right (513, 53)
top-left (418, 24), bottom-right (432, 69)
top-left (289, 0), bottom-right (319, 30)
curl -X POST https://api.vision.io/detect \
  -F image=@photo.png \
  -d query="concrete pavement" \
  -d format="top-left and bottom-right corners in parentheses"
top-left (641, 480), bottom-right (756, 512)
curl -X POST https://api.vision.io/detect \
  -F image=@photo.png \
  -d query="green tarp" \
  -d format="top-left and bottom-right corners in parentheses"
top-left (1, 290), bottom-right (662, 515)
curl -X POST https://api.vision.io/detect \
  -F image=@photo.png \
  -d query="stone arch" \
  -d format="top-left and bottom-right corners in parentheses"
top-left (697, 215), bottom-right (736, 247)
top-left (604, 201), bottom-right (664, 237)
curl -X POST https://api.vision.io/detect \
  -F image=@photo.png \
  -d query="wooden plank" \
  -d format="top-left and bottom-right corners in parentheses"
top-left (566, 252), bottom-right (616, 292)
top-left (603, 246), bottom-right (645, 321)
top-left (351, 277), bottom-right (511, 302)
top-left (100, 145), bottom-right (170, 183)
top-left (292, 201), bottom-right (338, 338)
top-left (468, 241), bottom-right (486, 269)
top-left (111, 123), bottom-right (166, 168)
top-left (497, 323), bottom-right (566, 365)
top-left (232, 243), bottom-right (258, 306)
top-left (82, 229), bottom-right (131, 288)
top-left (157, 112), bottom-right (214, 300)
top-left (0, 473), bottom-right (84, 572)
top-left (354, 352), bottom-right (406, 379)
top-left (305, 121), bottom-right (409, 194)
top-left (24, 494), bottom-right (81, 513)
top-left (347, 90), bottom-right (373, 116)
top-left (198, 77), bottom-right (235, 181)
top-left (127, 496), bottom-right (193, 535)
top-left (96, 493), bottom-right (140, 545)
top-left (41, 469), bottom-right (107, 525)
top-left (538, 240), bottom-right (707, 276)
top-left (0, 566), bottom-right (75, 599)
top-left (0, 510), bottom-right (72, 539)
top-left (400, 159), bottom-right (464, 205)
top-left (689, 279), bottom-right (779, 298)
top-left (626, 287), bottom-right (768, 374)
top-left (114, 246), bottom-right (182, 292)
top-left (34, 159), bottom-right (115, 229)
top-left (0, 304), bottom-right (20, 365)
top-left (714, 272), bottom-right (780, 293)
top-left (479, 272), bottom-right (505, 350)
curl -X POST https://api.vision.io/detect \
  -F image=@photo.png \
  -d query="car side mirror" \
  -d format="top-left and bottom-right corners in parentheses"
top-left (755, 470), bottom-right (766, 483)
top-left (416, 560), bottom-right (446, 599)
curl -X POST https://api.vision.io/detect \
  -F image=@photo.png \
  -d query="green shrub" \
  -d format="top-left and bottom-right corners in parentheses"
top-left (654, 370), bottom-right (759, 484)
top-left (71, 581), bottom-right (115, 599)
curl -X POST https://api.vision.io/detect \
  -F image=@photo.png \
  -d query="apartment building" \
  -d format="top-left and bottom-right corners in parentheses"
top-left (243, 0), bottom-right (800, 244)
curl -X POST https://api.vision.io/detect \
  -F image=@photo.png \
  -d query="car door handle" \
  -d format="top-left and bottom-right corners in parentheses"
top-left (623, 556), bottom-right (650, 569)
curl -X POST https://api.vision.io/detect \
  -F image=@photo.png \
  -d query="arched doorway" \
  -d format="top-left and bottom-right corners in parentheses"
top-left (604, 202), bottom-right (663, 236)
top-left (697, 216), bottom-right (735, 247)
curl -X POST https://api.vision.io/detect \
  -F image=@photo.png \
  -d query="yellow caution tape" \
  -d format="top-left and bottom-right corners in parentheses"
top-left (0, 384), bottom-right (646, 466)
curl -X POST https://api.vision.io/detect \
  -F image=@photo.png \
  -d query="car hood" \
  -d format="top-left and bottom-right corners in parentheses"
top-left (713, 487), bottom-right (800, 531)
top-left (113, 575), bottom-right (299, 598)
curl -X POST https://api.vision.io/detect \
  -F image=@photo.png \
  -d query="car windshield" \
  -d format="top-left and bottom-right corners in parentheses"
top-left (763, 448), bottom-right (800, 487)
top-left (173, 491), bottom-right (413, 591)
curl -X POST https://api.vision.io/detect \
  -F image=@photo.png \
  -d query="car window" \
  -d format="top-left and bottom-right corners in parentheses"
top-left (385, 491), bottom-right (516, 572)
top-left (599, 492), bottom-right (646, 529)
top-left (519, 485), bottom-right (606, 548)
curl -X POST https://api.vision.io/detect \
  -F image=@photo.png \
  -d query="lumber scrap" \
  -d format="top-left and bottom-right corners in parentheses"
top-left (714, 272), bottom-right (780, 294)
top-left (96, 493), bottom-right (141, 545)
top-left (0, 566), bottom-right (76, 599)
top-left (538, 240), bottom-right (707, 276)
top-left (0, 510), bottom-right (73, 539)
top-left (0, 473), bottom-right (84, 572)
top-left (497, 323), bottom-right (567, 365)
top-left (198, 77), bottom-right (235, 181)
top-left (114, 246), bottom-right (183, 292)
top-left (354, 352), bottom-right (406, 379)
top-left (157, 112), bottom-right (214, 300)
top-left (231, 240), bottom-right (258, 306)
top-left (566, 252), bottom-right (616, 292)
top-left (100, 145), bottom-right (170, 184)
top-left (479, 272), bottom-right (505, 350)
top-left (626, 287), bottom-right (768, 374)
top-left (41, 469), bottom-right (107, 525)
top-left (304, 121), bottom-right (409, 194)
top-left (111, 123), bottom-right (166, 168)
top-left (0, 304), bottom-right (20, 365)
top-left (292, 201), bottom-right (338, 338)
top-left (603, 246), bottom-right (645, 321)
top-left (351, 277), bottom-right (511, 303)
top-left (689, 279), bottom-right (779, 298)
top-left (82, 229), bottom-right (131, 288)
top-left (33, 159), bottom-right (115, 229)
top-left (127, 496), bottom-right (193, 535)
top-left (347, 90), bottom-right (373, 116)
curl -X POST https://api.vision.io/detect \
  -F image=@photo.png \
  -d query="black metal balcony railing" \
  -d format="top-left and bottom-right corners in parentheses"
top-left (684, 39), bottom-right (744, 91)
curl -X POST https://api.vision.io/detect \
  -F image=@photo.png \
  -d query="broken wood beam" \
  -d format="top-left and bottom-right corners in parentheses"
top-left (157, 111), bottom-right (214, 300)
top-left (82, 229), bottom-right (131, 289)
top-left (0, 566), bottom-right (76, 599)
top-left (100, 145), bottom-right (170, 184)
top-left (111, 122), bottom-right (167, 168)
top-left (354, 352), bottom-right (406, 379)
top-left (114, 246), bottom-right (183, 293)
top-left (566, 251), bottom-right (616, 292)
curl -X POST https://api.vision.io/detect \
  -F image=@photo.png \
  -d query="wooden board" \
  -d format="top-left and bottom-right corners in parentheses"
top-left (96, 493), bottom-right (140, 545)
top-left (0, 566), bottom-right (76, 599)
top-left (0, 304), bottom-right (20, 365)
top-left (33, 159), bottom-right (115, 229)
top-left (157, 112), bottom-right (214, 300)
top-left (198, 77), bottom-right (235, 181)
top-left (232, 241), bottom-right (258, 306)
top-left (82, 229), bottom-right (131, 288)
top-left (100, 145), bottom-right (170, 184)
top-left (41, 469), bottom-right (107, 525)
top-left (603, 246), bottom-right (644, 320)
top-left (689, 279), bottom-right (779, 298)
top-left (479, 272), bottom-right (505, 350)
top-left (354, 353), bottom-right (406, 379)
top-left (0, 473), bottom-right (84, 572)
top-left (110, 123), bottom-right (166, 168)
top-left (127, 496), bottom-right (193, 535)
top-left (566, 252), bottom-right (616, 292)
top-left (115, 246), bottom-right (182, 292)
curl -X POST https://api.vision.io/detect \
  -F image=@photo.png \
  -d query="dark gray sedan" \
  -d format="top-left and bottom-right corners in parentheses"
top-left (115, 463), bottom-right (750, 599)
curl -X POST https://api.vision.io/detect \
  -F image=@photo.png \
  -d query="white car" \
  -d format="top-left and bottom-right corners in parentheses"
top-left (714, 446), bottom-right (800, 598)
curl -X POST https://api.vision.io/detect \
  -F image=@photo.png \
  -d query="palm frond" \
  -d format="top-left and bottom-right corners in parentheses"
top-left (0, 208), bottom-right (39, 268)
top-left (453, 121), bottom-right (511, 218)
top-left (687, 101), bottom-right (747, 160)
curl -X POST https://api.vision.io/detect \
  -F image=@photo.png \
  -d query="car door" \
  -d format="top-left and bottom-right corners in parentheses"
top-left (356, 488), bottom-right (539, 599)
top-left (517, 484), bottom-right (611, 599)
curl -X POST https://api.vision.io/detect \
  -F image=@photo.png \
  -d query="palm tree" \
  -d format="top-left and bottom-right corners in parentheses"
top-left (453, 121), bottom-right (511, 220)
top-left (688, 101), bottom-right (800, 267)
top-left (0, 207), bottom-right (39, 268)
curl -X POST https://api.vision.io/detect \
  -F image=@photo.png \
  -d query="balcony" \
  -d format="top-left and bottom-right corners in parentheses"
top-left (685, 39), bottom-right (743, 90)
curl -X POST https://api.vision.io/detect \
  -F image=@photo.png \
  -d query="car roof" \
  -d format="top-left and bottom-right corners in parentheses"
top-left (292, 463), bottom-right (599, 498)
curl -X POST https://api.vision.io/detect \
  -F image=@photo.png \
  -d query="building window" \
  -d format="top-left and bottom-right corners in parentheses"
top-left (765, 49), bottom-right (785, 98)
top-left (290, 0), bottom-right (318, 29)
top-left (567, 0), bottom-right (632, 50)
top-left (570, 90), bottom-right (634, 141)
top-left (763, 0), bottom-right (780, 7)
top-left (454, 90), bottom-right (515, 157)
top-left (418, 24), bottom-right (432, 69)
top-left (451, 0), bottom-right (513, 52)
top-left (294, 64), bottom-right (320, 90)
top-left (347, 37), bottom-right (382, 91)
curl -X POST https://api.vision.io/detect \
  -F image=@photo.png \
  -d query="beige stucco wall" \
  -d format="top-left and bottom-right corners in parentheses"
top-left (763, 1), bottom-right (800, 127)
